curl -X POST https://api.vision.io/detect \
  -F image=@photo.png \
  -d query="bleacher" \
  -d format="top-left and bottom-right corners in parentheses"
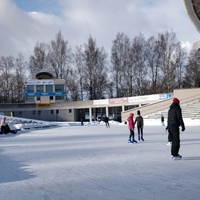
top-left (144, 99), bottom-right (200, 120)
top-left (121, 88), bottom-right (200, 122)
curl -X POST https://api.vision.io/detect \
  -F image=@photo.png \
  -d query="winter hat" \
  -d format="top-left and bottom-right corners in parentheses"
top-left (173, 98), bottom-right (180, 104)
top-left (137, 110), bottom-right (141, 115)
top-left (129, 113), bottom-right (134, 117)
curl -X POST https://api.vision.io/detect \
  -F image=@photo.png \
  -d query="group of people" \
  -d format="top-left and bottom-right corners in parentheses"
top-left (126, 97), bottom-right (185, 160)
top-left (127, 110), bottom-right (144, 143)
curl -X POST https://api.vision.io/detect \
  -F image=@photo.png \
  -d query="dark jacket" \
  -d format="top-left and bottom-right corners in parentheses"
top-left (167, 102), bottom-right (185, 129)
top-left (135, 116), bottom-right (143, 127)
top-left (104, 116), bottom-right (109, 123)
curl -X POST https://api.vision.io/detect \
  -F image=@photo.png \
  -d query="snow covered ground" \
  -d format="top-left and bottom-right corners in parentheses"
top-left (0, 119), bottom-right (200, 200)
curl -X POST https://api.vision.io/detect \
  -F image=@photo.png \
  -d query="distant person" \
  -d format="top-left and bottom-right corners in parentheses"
top-left (135, 110), bottom-right (144, 141)
top-left (161, 114), bottom-right (165, 126)
top-left (127, 113), bottom-right (137, 143)
top-left (81, 118), bottom-right (84, 126)
top-left (104, 116), bottom-right (110, 128)
top-left (167, 98), bottom-right (185, 160)
top-left (0, 116), bottom-right (6, 134)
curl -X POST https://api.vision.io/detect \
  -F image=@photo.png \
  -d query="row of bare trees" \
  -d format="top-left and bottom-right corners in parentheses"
top-left (0, 31), bottom-right (200, 103)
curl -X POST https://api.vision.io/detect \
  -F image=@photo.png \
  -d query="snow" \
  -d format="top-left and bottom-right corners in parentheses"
top-left (1, 118), bottom-right (200, 200)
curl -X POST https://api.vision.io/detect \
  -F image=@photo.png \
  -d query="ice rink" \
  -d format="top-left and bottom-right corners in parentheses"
top-left (0, 123), bottom-right (200, 200)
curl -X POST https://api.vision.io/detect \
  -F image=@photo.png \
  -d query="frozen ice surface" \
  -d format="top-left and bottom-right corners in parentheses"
top-left (0, 124), bottom-right (200, 200)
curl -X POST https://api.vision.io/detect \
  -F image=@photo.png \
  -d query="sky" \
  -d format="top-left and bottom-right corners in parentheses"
top-left (1, 118), bottom-right (200, 200)
top-left (0, 0), bottom-right (200, 61)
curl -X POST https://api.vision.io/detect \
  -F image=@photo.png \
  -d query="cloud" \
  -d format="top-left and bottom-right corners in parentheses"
top-left (0, 0), bottom-right (199, 61)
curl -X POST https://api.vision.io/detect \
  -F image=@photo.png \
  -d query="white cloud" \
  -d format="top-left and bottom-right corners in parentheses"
top-left (0, 0), bottom-right (200, 60)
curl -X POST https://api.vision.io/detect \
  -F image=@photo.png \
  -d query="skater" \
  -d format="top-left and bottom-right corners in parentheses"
top-left (161, 114), bottom-right (165, 126)
top-left (80, 118), bottom-right (84, 126)
top-left (167, 98), bottom-right (185, 160)
top-left (0, 116), bottom-right (6, 134)
top-left (165, 126), bottom-right (172, 146)
top-left (135, 110), bottom-right (144, 141)
top-left (104, 116), bottom-right (110, 128)
top-left (127, 113), bottom-right (137, 143)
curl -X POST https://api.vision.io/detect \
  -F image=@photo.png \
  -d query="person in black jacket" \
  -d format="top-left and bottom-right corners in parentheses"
top-left (135, 110), bottom-right (144, 141)
top-left (167, 98), bottom-right (185, 160)
top-left (104, 116), bottom-right (110, 128)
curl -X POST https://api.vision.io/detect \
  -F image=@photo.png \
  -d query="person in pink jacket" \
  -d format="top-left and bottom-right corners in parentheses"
top-left (127, 113), bottom-right (137, 143)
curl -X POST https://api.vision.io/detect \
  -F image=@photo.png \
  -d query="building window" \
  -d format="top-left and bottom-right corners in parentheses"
top-left (26, 85), bottom-right (34, 93)
top-left (32, 111), bottom-right (36, 115)
top-left (36, 85), bottom-right (44, 92)
top-left (19, 111), bottom-right (22, 115)
top-left (50, 96), bottom-right (54, 100)
top-left (55, 96), bottom-right (64, 100)
top-left (25, 97), bottom-right (34, 102)
top-left (46, 85), bottom-right (53, 92)
top-left (69, 109), bottom-right (72, 113)
top-left (56, 110), bottom-right (59, 114)
top-left (51, 110), bottom-right (54, 114)
top-left (36, 96), bottom-right (41, 101)
top-left (55, 84), bottom-right (64, 92)
top-left (38, 110), bottom-right (41, 115)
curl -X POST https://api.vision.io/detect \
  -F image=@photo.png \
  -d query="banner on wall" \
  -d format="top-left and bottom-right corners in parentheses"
top-left (109, 97), bottom-right (128, 104)
top-left (93, 99), bottom-right (109, 105)
top-left (159, 93), bottom-right (172, 99)
top-left (24, 92), bottom-right (66, 97)
top-left (128, 94), bottom-right (160, 103)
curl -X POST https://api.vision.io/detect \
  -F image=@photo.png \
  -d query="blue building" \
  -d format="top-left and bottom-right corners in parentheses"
top-left (24, 70), bottom-right (66, 104)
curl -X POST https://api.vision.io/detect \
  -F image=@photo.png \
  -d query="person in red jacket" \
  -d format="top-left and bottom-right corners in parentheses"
top-left (127, 113), bottom-right (137, 143)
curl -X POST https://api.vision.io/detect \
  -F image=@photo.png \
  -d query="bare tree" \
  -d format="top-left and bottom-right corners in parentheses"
top-left (29, 42), bottom-right (48, 72)
top-left (48, 31), bottom-right (72, 79)
top-left (14, 54), bottom-right (28, 102)
top-left (157, 31), bottom-right (180, 92)
top-left (131, 34), bottom-right (147, 95)
top-left (111, 33), bottom-right (132, 97)
top-left (183, 50), bottom-right (200, 88)
top-left (73, 46), bottom-right (85, 100)
top-left (82, 36), bottom-right (108, 100)
top-left (0, 56), bottom-right (15, 102)
top-left (145, 36), bottom-right (162, 94)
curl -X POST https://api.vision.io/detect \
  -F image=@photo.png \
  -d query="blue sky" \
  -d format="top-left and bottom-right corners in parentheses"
top-left (0, 0), bottom-right (200, 60)
top-left (13, 0), bottom-right (62, 16)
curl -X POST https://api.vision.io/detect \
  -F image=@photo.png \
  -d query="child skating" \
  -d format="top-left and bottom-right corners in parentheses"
top-left (127, 113), bottom-right (137, 143)
top-left (135, 110), bottom-right (144, 141)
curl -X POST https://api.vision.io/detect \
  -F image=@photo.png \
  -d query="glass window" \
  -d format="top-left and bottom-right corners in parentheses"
top-left (27, 85), bottom-right (34, 93)
top-left (55, 84), bottom-right (64, 92)
top-left (36, 85), bottom-right (44, 92)
top-left (25, 97), bottom-right (35, 102)
top-left (46, 85), bottom-right (53, 93)
top-left (36, 96), bottom-right (41, 101)
top-left (55, 96), bottom-right (64, 100)
top-left (50, 96), bottom-right (54, 100)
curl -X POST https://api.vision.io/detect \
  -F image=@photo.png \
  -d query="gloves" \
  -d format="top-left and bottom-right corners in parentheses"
top-left (181, 127), bottom-right (185, 131)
